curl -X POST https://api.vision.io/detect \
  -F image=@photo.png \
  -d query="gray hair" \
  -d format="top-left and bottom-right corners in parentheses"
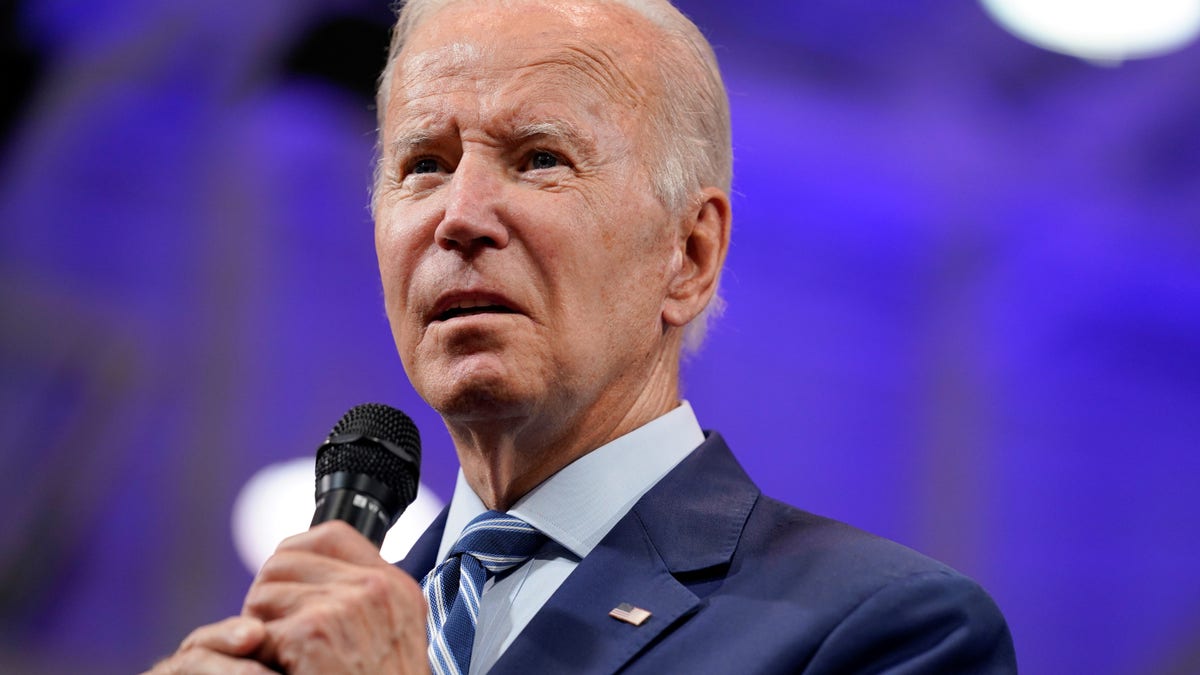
top-left (373, 0), bottom-right (731, 351)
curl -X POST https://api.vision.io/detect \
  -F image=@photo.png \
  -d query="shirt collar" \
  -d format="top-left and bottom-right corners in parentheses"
top-left (437, 401), bottom-right (705, 561)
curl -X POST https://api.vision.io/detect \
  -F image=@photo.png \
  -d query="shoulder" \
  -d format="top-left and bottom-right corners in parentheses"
top-left (641, 431), bottom-right (1016, 673)
top-left (725, 496), bottom-right (1017, 672)
top-left (741, 494), bottom-right (956, 586)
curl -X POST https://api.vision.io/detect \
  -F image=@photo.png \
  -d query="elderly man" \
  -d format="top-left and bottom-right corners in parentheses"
top-left (152, 0), bottom-right (1016, 673)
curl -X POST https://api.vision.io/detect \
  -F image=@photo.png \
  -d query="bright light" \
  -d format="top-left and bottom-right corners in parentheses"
top-left (980, 0), bottom-right (1200, 63)
top-left (231, 457), bottom-right (445, 573)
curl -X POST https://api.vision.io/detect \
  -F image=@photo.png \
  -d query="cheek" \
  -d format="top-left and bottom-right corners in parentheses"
top-left (581, 233), bottom-right (673, 340)
top-left (375, 218), bottom-right (427, 338)
top-left (375, 232), bottom-right (405, 312)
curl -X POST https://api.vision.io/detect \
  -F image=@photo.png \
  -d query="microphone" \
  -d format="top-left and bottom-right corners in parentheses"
top-left (311, 403), bottom-right (422, 548)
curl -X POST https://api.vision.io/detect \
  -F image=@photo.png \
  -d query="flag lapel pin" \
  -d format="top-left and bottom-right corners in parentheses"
top-left (608, 602), bottom-right (652, 626)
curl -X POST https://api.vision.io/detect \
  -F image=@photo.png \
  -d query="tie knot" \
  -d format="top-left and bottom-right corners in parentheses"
top-left (449, 510), bottom-right (546, 576)
top-left (422, 511), bottom-right (547, 675)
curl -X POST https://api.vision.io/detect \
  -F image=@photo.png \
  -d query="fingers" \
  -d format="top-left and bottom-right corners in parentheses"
top-left (274, 520), bottom-right (385, 565)
top-left (246, 548), bottom-right (381, 619)
top-left (245, 560), bottom-right (430, 675)
top-left (256, 549), bottom-right (355, 585)
top-left (244, 555), bottom-right (424, 622)
top-left (244, 581), bottom-right (323, 621)
top-left (225, 521), bottom-right (430, 674)
top-left (245, 522), bottom-right (399, 620)
top-left (145, 649), bottom-right (277, 675)
top-left (143, 617), bottom-right (273, 675)
top-left (181, 616), bottom-right (266, 657)
top-left (150, 521), bottom-right (429, 675)
top-left (257, 595), bottom-right (431, 675)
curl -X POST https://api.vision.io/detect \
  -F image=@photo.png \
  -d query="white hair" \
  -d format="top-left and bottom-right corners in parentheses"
top-left (373, 0), bottom-right (731, 351)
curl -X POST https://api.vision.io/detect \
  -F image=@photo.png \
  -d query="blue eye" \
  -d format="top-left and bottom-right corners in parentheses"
top-left (528, 151), bottom-right (560, 170)
top-left (411, 158), bottom-right (440, 174)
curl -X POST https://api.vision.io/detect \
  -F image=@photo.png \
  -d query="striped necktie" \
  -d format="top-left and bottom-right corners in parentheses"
top-left (421, 511), bottom-right (547, 675)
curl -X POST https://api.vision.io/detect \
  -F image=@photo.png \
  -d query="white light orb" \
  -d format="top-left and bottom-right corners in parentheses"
top-left (980, 0), bottom-right (1200, 63)
top-left (232, 457), bottom-right (445, 573)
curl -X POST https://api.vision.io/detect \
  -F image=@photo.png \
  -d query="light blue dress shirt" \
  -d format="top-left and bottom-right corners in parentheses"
top-left (434, 401), bottom-right (706, 675)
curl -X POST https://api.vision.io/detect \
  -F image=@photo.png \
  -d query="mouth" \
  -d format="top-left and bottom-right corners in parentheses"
top-left (429, 293), bottom-right (523, 323)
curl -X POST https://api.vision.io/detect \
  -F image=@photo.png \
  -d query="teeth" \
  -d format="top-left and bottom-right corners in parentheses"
top-left (450, 299), bottom-right (496, 310)
top-left (436, 297), bottom-right (516, 321)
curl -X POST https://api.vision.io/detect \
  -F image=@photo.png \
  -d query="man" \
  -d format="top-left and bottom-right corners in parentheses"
top-left (151, 0), bottom-right (1016, 673)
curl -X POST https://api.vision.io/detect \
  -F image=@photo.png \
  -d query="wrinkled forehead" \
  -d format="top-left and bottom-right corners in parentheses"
top-left (389, 0), bottom-right (656, 114)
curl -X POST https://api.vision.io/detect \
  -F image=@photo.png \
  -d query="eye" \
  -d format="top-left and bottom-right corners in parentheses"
top-left (525, 151), bottom-right (562, 171)
top-left (410, 158), bottom-right (441, 175)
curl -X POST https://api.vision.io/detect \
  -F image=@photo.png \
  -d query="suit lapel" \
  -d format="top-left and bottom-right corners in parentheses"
top-left (396, 504), bottom-right (449, 580)
top-left (490, 433), bottom-right (760, 675)
top-left (489, 507), bottom-right (701, 674)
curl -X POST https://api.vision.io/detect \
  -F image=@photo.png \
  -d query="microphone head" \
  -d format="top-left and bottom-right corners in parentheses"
top-left (315, 403), bottom-right (421, 511)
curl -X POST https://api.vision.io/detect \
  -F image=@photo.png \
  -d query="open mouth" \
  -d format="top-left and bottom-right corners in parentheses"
top-left (437, 304), bottom-right (518, 321)
top-left (432, 295), bottom-right (521, 322)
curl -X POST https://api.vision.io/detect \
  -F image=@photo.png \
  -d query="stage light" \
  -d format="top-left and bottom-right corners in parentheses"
top-left (231, 457), bottom-right (445, 573)
top-left (980, 0), bottom-right (1200, 63)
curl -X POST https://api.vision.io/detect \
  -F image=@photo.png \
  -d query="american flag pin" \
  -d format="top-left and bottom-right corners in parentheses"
top-left (609, 602), bottom-right (652, 626)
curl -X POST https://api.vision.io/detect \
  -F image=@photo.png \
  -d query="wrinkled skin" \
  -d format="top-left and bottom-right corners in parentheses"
top-left (375, 0), bottom-right (730, 511)
top-left (147, 1), bottom-right (729, 672)
top-left (146, 522), bottom-right (430, 675)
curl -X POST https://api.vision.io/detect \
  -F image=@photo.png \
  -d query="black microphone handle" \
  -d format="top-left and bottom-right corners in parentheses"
top-left (311, 471), bottom-right (406, 548)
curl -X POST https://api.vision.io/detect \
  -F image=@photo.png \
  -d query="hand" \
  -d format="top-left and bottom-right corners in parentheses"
top-left (143, 616), bottom-right (274, 674)
top-left (242, 520), bottom-right (431, 675)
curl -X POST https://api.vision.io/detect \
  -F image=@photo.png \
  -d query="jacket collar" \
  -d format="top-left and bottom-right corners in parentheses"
top-left (493, 432), bottom-right (759, 674)
top-left (397, 432), bottom-right (759, 674)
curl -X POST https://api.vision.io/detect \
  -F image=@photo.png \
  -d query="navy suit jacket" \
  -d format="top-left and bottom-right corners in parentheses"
top-left (398, 433), bottom-right (1017, 673)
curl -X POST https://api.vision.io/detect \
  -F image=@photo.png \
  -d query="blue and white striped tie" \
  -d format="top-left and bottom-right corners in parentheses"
top-left (421, 511), bottom-right (547, 675)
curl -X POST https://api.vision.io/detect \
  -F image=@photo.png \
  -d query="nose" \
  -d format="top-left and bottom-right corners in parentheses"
top-left (434, 155), bottom-right (510, 254)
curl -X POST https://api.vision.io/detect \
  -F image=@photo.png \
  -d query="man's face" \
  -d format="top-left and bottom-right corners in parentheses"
top-left (375, 1), bottom-right (679, 428)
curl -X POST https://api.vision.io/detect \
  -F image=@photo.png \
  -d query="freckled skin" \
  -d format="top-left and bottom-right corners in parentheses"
top-left (374, 0), bottom-right (709, 509)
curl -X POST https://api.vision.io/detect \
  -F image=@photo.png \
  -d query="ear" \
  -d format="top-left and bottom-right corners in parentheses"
top-left (663, 186), bottom-right (731, 328)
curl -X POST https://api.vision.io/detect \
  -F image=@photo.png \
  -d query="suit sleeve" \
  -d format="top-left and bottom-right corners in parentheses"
top-left (803, 569), bottom-right (1017, 674)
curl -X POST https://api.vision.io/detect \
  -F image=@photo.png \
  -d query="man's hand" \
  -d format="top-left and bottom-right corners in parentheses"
top-left (148, 521), bottom-right (430, 674)
top-left (243, 520), bottom-right (431, 675)
top-left (143, 616), bottom-right (273, 674)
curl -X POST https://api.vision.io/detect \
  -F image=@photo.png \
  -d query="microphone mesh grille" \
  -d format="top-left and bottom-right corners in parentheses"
top-left (315, 403), bottom-right (421, 505)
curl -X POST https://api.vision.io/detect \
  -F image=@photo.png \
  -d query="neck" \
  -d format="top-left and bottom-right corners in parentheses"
top-left (445, 349), bottom-right (681, 511)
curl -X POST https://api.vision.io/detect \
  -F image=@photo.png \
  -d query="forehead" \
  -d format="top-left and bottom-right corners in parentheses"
top-left (387, 0), bottom-right (656, 125)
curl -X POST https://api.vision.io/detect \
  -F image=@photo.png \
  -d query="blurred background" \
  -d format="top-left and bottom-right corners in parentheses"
top-left (2, 0), bottom-right (1198, 672)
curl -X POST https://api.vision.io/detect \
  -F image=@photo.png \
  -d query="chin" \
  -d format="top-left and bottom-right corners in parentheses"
top-left (418, 368), bottom-right (538, 424)
top-left (431, 388), bottom-right (541, 427)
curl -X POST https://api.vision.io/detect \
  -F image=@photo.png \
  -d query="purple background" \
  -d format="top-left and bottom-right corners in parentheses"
top-left (2, 1), bottom-right (1198, 673)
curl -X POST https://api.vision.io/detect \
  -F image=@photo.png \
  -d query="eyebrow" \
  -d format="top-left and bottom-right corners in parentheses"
top-left (387, 128), bottom-right (438, 159)
top-left (509, 119), bottom-right (595, 153)
top-left (388, 119), bottom-right (596, 158)
top-left (512, 120), bottom-right (580, 143)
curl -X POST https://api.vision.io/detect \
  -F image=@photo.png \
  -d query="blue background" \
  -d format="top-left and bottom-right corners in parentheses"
top-left (1, 1), bottom-right (1198, 673)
